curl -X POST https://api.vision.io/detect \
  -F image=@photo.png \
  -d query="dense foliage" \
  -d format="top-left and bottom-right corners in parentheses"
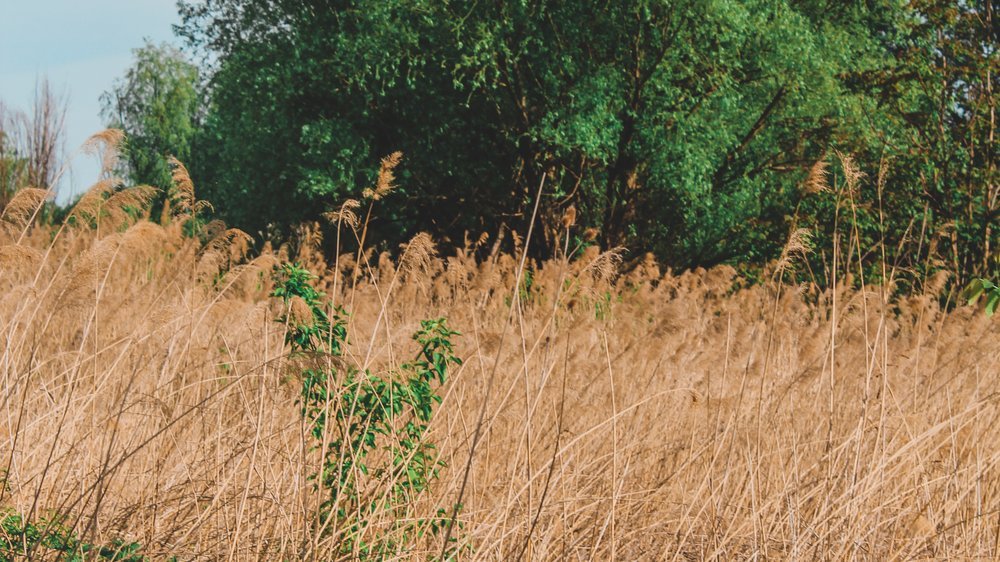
top-left (0, 130), bottom-right (24, 209)
top-left (99, 1), bottom-right (999, 286)
top-left (0, 510), bottom-right (145, 561)
top-left (101, 42), bottom-right (201, 211)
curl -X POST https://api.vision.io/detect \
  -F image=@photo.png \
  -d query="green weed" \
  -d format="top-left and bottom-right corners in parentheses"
top-left (0, 511), bottom-right (144, 562)
top-left (273, 263), bottom-right (465, 559)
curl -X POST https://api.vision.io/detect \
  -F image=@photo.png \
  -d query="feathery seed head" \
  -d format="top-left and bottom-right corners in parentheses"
top-left (82, 129), bottom-right (125, 174)
top-left (103, 185), bottom-right (160, 228)
top-left (168, 157), bottom-right (212, 217)
top-left (365, 151), bottom-right (403, 201)
top-left (67, 178), bottom-right (124, 225)
top-left (584, 247), bottom-right (624, 284)
top-left (0, 244), bottom-right (43, 277)
top-left (835, 151), bottom-right (865, 194)
top-left (562, 205), bottom-right (577, 229)
top-left (375, 151), bottom-right (403, 199)
top-left (1, 187), bottom-right (48, 232)
top-left (323, 198), bottom-right (361, 229)
top-left (400, 231), bottom-right (437, 277)
top-left (802, 159), bottom-right (830, 195)
top-left (288, 296), bottom-right (314, 326)
top-left (775, 228), bottom-right (813, 274)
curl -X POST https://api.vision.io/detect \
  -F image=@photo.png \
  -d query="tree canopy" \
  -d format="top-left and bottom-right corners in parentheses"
top-left (136, 0), bottom-right (999, 285)
top-left (101, 42), bottom-right (201, 199)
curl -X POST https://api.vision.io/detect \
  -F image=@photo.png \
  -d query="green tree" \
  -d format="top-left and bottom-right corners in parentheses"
top-left (440, 0), bottom-right (903, 265)
top-left (787, 0), bottom-right (998, 291)
top-left (101, 42), bottom-right (201, 199)
top-left (177, 0), bottom-right (994, 279)
top-left (0, 124), bottom-right (27, 209)
top-left (881, 0), bottom-right (998, 284)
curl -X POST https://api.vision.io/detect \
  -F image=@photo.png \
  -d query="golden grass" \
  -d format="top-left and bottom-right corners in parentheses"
top-left (1, 166), bottom-right (999, 560)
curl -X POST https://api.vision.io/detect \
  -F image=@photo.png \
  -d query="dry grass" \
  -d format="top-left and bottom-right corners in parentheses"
top-left (2, 163), bottom-right (999, 560)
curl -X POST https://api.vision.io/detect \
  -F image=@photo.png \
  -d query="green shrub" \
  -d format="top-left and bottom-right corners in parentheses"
top-left (272, 263), bottom-right (465, 559)
top-left (963, 278), bottom-right (1000, 317)
top-left (0, 511), bottom-right (145, 562)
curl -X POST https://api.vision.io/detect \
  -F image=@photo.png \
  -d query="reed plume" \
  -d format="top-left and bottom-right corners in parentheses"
top-left (82, 128), bottom-right (125, 174)
top-left (168, 156), bottom-right (213, 216)
top-left (802, 158), bottom-right (830, 194)
top-left (362, 151), bottom-right (403, 201)
top-left (323, 198), bottom-right (361, 230)
top-left (775, 227), bottom-right (813, 275)
top-left (0, 187), bottom-right (48, 236)
top-left (399, 231), bottom-right (437, 278)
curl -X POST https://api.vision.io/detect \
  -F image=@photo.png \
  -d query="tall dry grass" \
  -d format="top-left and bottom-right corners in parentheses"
top-left (1, 143), bottom-right (999, 560)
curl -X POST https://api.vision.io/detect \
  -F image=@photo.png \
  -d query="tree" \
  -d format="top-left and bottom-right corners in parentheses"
top-left (24, 79), bottom-right (68, 191)
top-left (0, 78), bottom-right (67, 209)
top-left (177, 0), bottom-right (995, 280)
top-left (0, 103), bottom-right (28, 208)
top-left (101, 42), bottom-right (202, 197)
top-left (881, 0), bottom-right (998, 284)
top-left (441, 0), bottom-right (903, 265)
top-left (784, 0), bottom-right (999, 291)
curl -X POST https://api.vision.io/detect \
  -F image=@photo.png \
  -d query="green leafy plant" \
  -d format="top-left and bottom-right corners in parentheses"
top-left (963, 278), bottom-right (1000, 316)
top-left (273, 263), bottom-right (465, 559)
top-left (101, 41), bottom-right (201, 204)
top-left (0, 511), bottom-right (145, 562)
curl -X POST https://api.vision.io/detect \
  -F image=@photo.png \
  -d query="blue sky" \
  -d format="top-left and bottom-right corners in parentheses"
top-left (0, 0), bottom-right (180, 202)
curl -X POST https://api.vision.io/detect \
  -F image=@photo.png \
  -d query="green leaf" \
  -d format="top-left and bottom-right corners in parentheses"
top-left (963, 279), bottom-right (986, 305)
top-left (986, 291), bottom-right (999, 317)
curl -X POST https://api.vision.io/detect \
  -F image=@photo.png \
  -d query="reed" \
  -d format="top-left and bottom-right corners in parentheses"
top-left (0, 144), bottom-right (997, 560)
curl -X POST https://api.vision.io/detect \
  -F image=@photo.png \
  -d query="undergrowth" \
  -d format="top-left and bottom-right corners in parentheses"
top-left (273, 263), bottom-right (465, 560)
top-left (0, 511), bottom-right (145, 562)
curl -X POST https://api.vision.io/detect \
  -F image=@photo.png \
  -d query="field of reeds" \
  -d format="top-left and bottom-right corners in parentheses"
top-left (1, 138), bottom-right (999, 560)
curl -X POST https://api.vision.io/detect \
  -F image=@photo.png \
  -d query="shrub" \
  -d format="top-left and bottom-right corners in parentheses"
top-left (963, 278), bottom-right (1000, 317)
top-left (0, 510), bottom-right (145, 562)
top-left (273, 263), bottom-right (464, 559)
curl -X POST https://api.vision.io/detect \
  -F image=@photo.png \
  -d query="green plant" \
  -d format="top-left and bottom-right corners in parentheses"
top-left (273, 263), bottom-right (465, 559)
top-left (0, 510), bottom-right (145, 562)
top-left (177, 0), bottom-right (914, 266)
top-left (101, 41), bottom-right (201, 204)
top-left (963, 278), bottom-right (1000, 316)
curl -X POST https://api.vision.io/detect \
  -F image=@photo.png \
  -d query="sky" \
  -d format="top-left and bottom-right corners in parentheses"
top-left (0, 0), bottom-right (180, 202)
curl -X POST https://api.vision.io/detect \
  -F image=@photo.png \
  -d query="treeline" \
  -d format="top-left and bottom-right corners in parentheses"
top-left (97, 0), bottom-right (997, 289)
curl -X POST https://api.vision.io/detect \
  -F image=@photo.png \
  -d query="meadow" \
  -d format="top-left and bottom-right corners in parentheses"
top-left (1, 138), bottom-right (999, 560)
